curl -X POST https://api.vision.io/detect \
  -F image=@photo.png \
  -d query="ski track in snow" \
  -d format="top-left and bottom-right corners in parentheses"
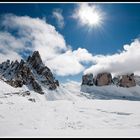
top-left (0, 80), bottom-right (140, 137)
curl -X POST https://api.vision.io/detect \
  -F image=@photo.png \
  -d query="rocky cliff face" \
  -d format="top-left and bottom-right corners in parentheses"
top-left (82, 72), bottom-right (112, 87)
top-left (82, 72), bottom-right (137, 88)
top-left (94, 72), bottom-right (112, 86)
top-left (118, 74), bottom-right (136, 88)
top-left (82, 74), bottom-right (94, 86)
top-left (0, 51), bottom-right (59, 94)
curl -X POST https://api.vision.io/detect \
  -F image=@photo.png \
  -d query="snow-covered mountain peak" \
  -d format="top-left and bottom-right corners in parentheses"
top-left (0, 51), bottom-right (59, 94)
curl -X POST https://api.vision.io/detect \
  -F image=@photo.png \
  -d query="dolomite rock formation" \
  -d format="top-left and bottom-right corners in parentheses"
top-left (82, 72), bottom-right (112, 86)
top-left (0, 51), bottom-right (59, 94)
top-left (118, 73), bottom-right (136, 88)
top-left (94, 72), bottom-right (112, 86)
top-left (82, 73), bottom-right (94, 86)
top-left (82, 72), bottom-right (137, 88)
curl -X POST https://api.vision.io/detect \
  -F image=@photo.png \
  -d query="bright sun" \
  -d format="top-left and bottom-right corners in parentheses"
top-left (85, 10), bottom-right (101, 26)
top-left (75, 4), bottom-right (104, 28)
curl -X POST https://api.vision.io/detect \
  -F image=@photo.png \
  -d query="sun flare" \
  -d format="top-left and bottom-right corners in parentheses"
top-left (84, 10), bottom-right (101, 26)
top-left (75, 4), bottom-right (104, 28)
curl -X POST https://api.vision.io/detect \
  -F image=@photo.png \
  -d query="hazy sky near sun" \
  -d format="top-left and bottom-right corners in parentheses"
top-left (0, 3), bottom-right (140, 82)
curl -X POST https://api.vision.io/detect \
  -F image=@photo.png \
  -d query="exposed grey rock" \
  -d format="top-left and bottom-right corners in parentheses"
top-left (7, 79), bottom-right (24, 88)
top-left (28, 98), bottom-right (36, 102)
top-left (0, 60), bottom-right (10, 73)
top-left (27, 51), bottom-right (44, 70)
top-left (134, 75), bottom-right (140, 86)
top-left (112, 77), bottom-right (120, 86)
top-left (94, 72), bottom-right (112, 86)
top-left (21, 91), bottom-right (30, 96)
top-left (27, 51), bottom-right (58, 90)
top-left (118, 73), bottom-right (136, 88)
top-left (0, 51), bottom-right (59, 94)
top-left (82, 73), bottom-right (94, 86)
top-left (32, 80), bottom-right (43, 94)
top-left (5, 91), bottom-right (31, 97)
top-left (81, 72), bottom-right (137, 88)
top-left (82, 72), bottom-right (112, 86)
top-left (55, 80), bottom-right (59, 87)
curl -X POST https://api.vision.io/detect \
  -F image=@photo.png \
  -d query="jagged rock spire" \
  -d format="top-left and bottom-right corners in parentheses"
top-left (27, 51), bottom-right (44, 68)
top-left (0, 51), bottom-right (59, 94)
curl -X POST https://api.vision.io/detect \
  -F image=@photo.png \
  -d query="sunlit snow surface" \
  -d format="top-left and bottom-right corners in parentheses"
top-left (0, 80), bottom-right (140, 137)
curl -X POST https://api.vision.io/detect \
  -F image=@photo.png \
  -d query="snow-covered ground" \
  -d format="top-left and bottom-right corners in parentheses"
top-left (0, 80), bottom-right (140, 137)
top-left (81, 84), bottom-right (140, 101)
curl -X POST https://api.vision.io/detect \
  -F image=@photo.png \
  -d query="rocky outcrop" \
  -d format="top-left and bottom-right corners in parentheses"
top-left (27, 51), bottom-right (58, 90)
top-left (82, 72), bottom-right (137, 88)
top-left (0, 51), bottom-right (59, 94)
top-left (82, 72), bottom-right (112, 86)
top-left (94, 72), bottom-right (112, 86)
top-left (82, 74), bottom-right (94, 86)
top-left (134, 75), bottom-right (140, 86)
top-left (118, 73), bottom-right (136, 88)
top-left (112, 77), bottom-right (120, 86)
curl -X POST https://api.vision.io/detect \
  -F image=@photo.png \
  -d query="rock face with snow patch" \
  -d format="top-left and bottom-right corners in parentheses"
top-left (118, 73), bottom-right (136, 88)
top-left (82, 74), bottom-right (94, 86)
top-left (0, 51), bottom-right (59, 94)
top-left (27, 51), bottom-right (59, 90)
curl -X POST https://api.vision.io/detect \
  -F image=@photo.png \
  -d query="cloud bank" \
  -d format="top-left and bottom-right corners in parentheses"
top-left (84, 38), bottom-right (140, 76)
top-left (0, 13), bottom-right (140, 78)
top-left (0, 14), bottom-right (93, 76)
top-left (71, 4), bottom-right (140, 77)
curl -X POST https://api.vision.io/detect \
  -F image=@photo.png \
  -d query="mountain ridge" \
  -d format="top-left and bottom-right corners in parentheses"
top-left (0, 51), bottom-right (59, 94)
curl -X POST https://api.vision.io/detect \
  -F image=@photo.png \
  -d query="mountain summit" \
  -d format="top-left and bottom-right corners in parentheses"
top-left (0, 51), bottom-right (59, 94)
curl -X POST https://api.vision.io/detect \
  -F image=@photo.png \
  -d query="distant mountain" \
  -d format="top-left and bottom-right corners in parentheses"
top-left (81, 72), bottom-right (138, 88)
top-left (0, 51), bottom-right (59, 94)
top-left (81, 72), bottom-right (140, 100)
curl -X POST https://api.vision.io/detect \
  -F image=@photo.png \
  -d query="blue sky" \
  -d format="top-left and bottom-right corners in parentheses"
top-left (0, 3), bottom-right (140, 83)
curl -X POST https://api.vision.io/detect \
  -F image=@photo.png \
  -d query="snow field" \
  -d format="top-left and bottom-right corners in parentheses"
top-left (0, 80), bottom-right (140, 137)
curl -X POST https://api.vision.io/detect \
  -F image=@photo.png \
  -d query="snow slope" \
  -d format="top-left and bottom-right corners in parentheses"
top-left (81, 85), bottom-right (140, 101)
top-left (1, 80), bottom-right (140, 137)
top-left (0, 79), bottom-right (23, 93)
top-left (44, 81), bottom-right (84, 101)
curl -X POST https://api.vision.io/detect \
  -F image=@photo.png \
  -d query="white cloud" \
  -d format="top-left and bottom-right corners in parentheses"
top-left (73, 48), bottom-right (94, 63)
top-left (1, 14), bottom-right (67, 60)
top-left (84, 38), bottom-right (140, 77)
top-left (2, 13), bottom-right (139, 78)
top-left (0, 32), bottom-right (23, 62)
top-left (46, 48), bottom-right (94, 76)
top-left (52, 9), bottom-right (65, 29)
top-left (46, 50), bottom-right (85, 76)
top-left (0, 14), bottom-right (91, 76)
